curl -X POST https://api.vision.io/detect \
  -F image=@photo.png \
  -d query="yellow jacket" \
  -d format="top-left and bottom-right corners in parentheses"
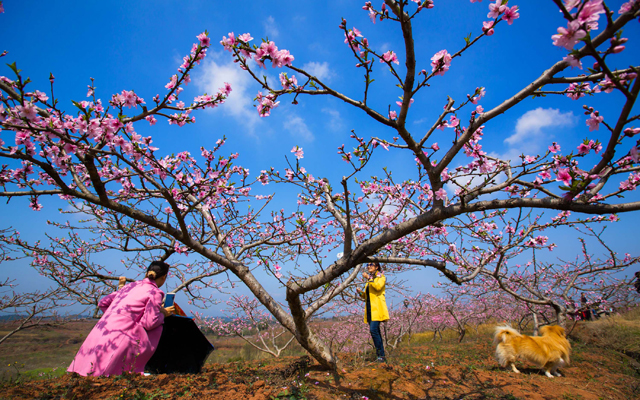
top-left (361, 273), bottom-right (389, 323)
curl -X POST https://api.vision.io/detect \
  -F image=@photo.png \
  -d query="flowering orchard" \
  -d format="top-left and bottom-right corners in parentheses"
top-left (1, 1), bottom-right (640, 368)
top-left (195, 295), bottom-right (295, 358)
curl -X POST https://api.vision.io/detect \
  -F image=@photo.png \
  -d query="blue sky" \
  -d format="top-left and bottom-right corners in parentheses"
top-left (1, 1), bottom-right (639, 315)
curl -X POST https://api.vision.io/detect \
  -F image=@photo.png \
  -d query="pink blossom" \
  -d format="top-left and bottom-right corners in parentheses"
top-left (563, 54), bottom-right (582, 69)
top-left (279, 73), bottom-right (297, 90)
top-left (259, 170), bottom-right (269, 185)
top-left (256, 92), bottom-right (279, 117)
top-left (434, 188), bottom-right (447, 201)
top-left (389, 110), bottom-right (397, 120)
top-left (272, 49), bottom-right (294, 68)
top-left (563, 0), bottom-right (581, 11)
top-left (197, 32), bottom-right (211, 47)
top-left (577, 143), bottom-right (591, 155)
top-left (624, 127), bottom-right (640, 137)
top-left (256, 41), bottom-right (278, 60)
top-left (475, 105), bottom-right (484, 114)
top-left (220, 32), bottom-right (236, 51)
top-left (552, 20), bottom-right (586, 50)
top-left (274, 263), bottom-right (283, 279)
top-left (396, 98), bottom-right (414, 108)
top-left (526, 235), bottom-right (549, 247)
top-left (566, 82), bottom-right (590, 100)
top-left (577, 0), bottom-right (605, 30)
top-left (487, 0), bottom-right (506, 19)
top-left (612, 45), bottom-right (626, 54)
top-left (619, 0), bottom-right (640, 14)
top-left (630, 146), bottom-right (639, 163)
top-left (285, 169), bottom-right (295, 181)
top-left (344, 28), bottom-right (363, 47)
top-left (29, 197), bottom-right (43, 211)
top-left (17, 103), bottom-right (38, 120)
top-left (470, 87), bottom-right (486, 104)
top-left (430, 50), bottom-right (452, 76)
top-left (619, 180), bottom-right (636, 191)
top-left (237, 33), bottom-right (253, 42)
top-left (15, 130), bottom-right (30, 145)
top-left (556, 168), bottom-right (572, 185)
top-left (431, 142), bottom-right (440, 151)
top-left (291, 146), bottom-right (304, 160)
top-left (63, 143), bottom-right (77, 154)
top-left (381, 50), bottom-right (400, 65)
top-left (594, 143), bottom-right (602, 154)
top-left (145, 115), bottom-right (157, 126)
top-left (539, 170), bottom-right (552, 180)
top-left (503, 6), bottom-right (519, 24)
top-left (549, 142), bottom-right (561, 153)
top-left (586, 113), bottom-right (603, 131)
top-left (165, 75), bottom-right (178, 90)
top-left (31, 90), bottom-right (49, 102)
top-left (482, 21), bottom-right (495, 36)
top-left (598, 76), bottom-right (616, 93)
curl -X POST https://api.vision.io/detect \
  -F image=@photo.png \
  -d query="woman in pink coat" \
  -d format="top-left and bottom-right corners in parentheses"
top-left (68, 261), bottom-right (174, 376)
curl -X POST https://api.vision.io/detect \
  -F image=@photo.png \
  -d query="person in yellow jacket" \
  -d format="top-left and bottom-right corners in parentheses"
top-left (356, 261), bottom-right (389, 362)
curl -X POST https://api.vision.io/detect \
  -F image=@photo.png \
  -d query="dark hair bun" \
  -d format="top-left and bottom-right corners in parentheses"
top-left (146, 261), bottom-right (170, 281)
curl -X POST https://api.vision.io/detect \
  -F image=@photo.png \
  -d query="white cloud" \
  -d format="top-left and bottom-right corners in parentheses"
top-left (302, 61), bottom-right (334, 82)
top-left (321, 108), bottom-right (344, 132)
top-left (195, 52), bottom-right (260, 133)
top-left (284, 114), bottom-right (314, 142)
top-left (377, 42), bottom-right (391, 53)
top-left (495, 107), bottom-right (575, 164)
top-left (446, 108), bottom-right (575, 195)
top-left (504, 107), bottom-right (575, 149)
top-left (263, 16), bottom-right (279, 39)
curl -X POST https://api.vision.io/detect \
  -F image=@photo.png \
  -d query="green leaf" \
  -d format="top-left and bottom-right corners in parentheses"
top-left (464, 32), bottom-right (472, 45)
top-left (71, 100), bottom-right (85, 112)
top-left (6, 61), bottom-right (20, 76)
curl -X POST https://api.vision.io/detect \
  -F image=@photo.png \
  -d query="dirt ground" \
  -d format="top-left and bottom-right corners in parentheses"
top-left (0, 321), bottom-right (638, 399)
top-left (1, 342), bottom-right (638, 399)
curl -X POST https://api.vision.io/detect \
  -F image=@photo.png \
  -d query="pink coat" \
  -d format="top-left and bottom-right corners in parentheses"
top-left (68, 278), bottom-right (165, 376)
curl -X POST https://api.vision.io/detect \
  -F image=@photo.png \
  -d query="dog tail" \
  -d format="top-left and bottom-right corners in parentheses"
top-left (493, 325), bottom-right (521, 346)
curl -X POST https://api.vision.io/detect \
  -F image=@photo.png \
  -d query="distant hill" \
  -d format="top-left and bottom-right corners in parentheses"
top-left (0, 314), bottom-right (95, 322)
top-left (0, 314), bottom-right (25, 322)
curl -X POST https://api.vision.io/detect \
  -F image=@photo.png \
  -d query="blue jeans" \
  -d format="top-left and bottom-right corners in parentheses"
top-left (369, 321), bottom-right (385, 358)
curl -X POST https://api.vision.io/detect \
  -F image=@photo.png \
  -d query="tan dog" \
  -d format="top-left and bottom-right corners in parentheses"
top-left (493, 325), bottom-right (571, 378)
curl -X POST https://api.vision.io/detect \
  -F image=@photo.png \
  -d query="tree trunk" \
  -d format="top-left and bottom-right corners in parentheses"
top-left (532, 312), bottom-right (539, 336)
top-left (286, 287), bottom-right (336, 369)
top-left (457, 328), bottom-right (466, 343)
top-left (552, 304), bottom-right (567, 328)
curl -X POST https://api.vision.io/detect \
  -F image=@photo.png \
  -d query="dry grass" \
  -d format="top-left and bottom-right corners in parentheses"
top-left (570, 307), bottom-right (640, 357)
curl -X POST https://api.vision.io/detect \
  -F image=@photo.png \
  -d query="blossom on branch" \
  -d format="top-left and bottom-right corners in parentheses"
top-left (552, 21), bottom-right (586, 50)
top-left (586, 112), bottom-right (603, 131)
top-left (430, 49), bottom-right (452, 76)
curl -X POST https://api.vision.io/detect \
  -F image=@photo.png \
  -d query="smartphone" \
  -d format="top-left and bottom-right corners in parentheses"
top-left (164, 293), bottom-right (175, 308)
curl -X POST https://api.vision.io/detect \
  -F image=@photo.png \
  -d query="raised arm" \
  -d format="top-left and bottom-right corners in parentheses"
top-left (139, 290), bottom-right (165, 331)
